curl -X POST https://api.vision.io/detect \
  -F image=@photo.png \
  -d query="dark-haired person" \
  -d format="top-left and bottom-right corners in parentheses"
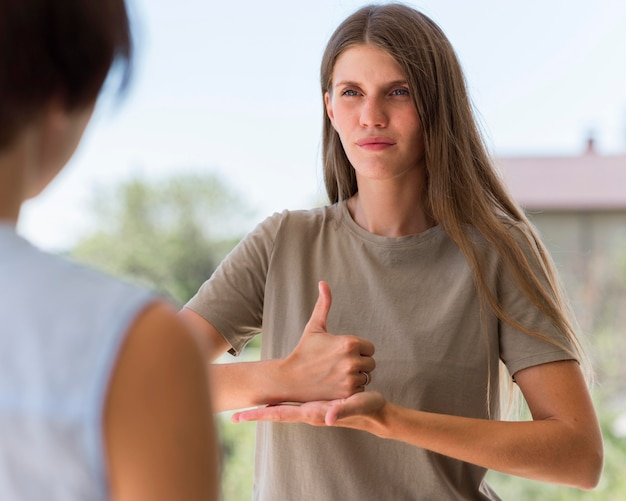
top-left (181, 3), bottom-right (603, 500)
top-left (0, 1), bottom-right (219, 499)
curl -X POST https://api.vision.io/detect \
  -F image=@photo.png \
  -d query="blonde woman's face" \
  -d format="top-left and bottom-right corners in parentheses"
top-left (324, 44), bottom-right (425, 184)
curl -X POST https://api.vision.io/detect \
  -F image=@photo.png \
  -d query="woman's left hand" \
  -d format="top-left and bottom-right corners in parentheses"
top-left (231, 391), bottom-right (387, 429)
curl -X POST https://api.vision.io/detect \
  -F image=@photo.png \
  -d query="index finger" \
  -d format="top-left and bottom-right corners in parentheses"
top-left (232, 404), bottom-right (302, 424)
top-left (232, 401), bottom-right (331, 427)
top-left (357, 337), bottom-right (375, 357)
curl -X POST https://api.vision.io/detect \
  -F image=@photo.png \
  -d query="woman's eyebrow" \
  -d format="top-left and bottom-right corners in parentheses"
top-left (333, 79), bottom-right (408, 89)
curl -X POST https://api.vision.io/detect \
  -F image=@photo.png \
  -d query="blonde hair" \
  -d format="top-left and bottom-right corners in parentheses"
top-left (320, 3), bottom-right (591, 412)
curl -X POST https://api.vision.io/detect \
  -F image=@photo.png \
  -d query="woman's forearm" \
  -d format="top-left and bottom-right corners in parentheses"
top-left (209, 359), bottom-right (286, 413)
top-left (375, 403), bottom-right (602, 489)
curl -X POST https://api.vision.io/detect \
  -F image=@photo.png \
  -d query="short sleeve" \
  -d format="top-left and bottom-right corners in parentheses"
top-left (185, 212), bottom-right (284, 355)
top-left (497, 223), bottom-right (576, 377)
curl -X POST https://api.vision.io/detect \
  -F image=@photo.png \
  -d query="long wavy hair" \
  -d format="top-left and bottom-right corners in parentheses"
top-left (320, 3), bottom-right (591, 411)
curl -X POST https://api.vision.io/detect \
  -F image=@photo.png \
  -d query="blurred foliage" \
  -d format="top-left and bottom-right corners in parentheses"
top-left (217, 414), bottom-right (256, 500)
top-left (71, 172), bottom-right (252, 306)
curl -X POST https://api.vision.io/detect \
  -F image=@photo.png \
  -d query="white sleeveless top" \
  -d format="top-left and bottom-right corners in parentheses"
top-left (0, 224), bottom-right (154, 500)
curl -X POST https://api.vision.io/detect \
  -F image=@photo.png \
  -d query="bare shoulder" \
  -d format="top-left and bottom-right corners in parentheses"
top-left (120, 300), bottom-right (208, 374)
top-left (105, 300), bottom-right (219, 501)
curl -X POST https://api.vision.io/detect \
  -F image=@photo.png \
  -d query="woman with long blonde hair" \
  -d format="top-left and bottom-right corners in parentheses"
top-left (184, 4), bottom-right (602, 499)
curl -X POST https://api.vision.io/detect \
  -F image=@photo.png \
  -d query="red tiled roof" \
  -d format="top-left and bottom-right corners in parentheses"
top-left (496, 152), bottom-right (626, 211)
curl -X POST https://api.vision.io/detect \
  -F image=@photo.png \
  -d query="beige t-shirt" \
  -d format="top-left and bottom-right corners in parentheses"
top-left (187, 201), bottom-right (574, 501)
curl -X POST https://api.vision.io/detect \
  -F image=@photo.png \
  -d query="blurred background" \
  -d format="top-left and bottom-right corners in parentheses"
top-left (19, 0), bottom-right (626, 498)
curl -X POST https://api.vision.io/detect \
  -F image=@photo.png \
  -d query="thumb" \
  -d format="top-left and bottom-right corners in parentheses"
top-left (306, 280), bottom-right (332, 333)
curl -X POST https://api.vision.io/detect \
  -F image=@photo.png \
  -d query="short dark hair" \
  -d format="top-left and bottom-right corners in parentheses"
top-left (0, 0), bottom-right (133, 147)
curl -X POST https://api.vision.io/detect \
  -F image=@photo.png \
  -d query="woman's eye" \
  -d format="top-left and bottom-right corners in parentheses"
top-left (391, 88), bottom-right (410, 96)
top-left (341, 89), bottom-right (359, 97)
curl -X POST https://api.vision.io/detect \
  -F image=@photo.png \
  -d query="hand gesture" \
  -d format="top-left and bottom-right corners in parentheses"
top-left (278, 281), bottom-right (375, 403)
top-left (232, 391), bottom-right (387, 435)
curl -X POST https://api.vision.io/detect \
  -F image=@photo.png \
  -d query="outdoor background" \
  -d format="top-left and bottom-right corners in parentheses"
top-left (19, 0), bottom-right (626, 251)
top-left (19, 0), bottom-right (626, 499)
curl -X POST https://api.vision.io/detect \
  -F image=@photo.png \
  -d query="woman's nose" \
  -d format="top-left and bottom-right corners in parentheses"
top-left (359, 97), bottom-right (388, 128)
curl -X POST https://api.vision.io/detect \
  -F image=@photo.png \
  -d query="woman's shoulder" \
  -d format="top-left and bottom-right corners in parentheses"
top-left (468, 215), bottom-right (538, 247)
top-left (497, 216), bottom-right (543, 252)
top-left (231, 204), bottom-right (341, 256)
top-left (256, 204), bottom-right (340, 234)
top-left (465, 216), bottom-right (545, 268)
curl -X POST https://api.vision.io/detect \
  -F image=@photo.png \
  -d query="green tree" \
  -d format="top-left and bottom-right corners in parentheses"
top-left (71, 172), bottom-right (252, 305)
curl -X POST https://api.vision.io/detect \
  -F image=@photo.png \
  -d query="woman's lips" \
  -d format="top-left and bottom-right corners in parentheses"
top-left (356, 137), bottom-right (396, 151)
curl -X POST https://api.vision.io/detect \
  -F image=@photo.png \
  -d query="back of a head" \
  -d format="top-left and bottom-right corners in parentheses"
top-left (0, 0), bottom-right (133, 149)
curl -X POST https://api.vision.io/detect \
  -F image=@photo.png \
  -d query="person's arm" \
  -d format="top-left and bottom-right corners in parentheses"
top-left (104, 300), bottom-right (220, 501)
top-left (179, 281), bottom-right (376, 413)
top-left (232, 359), bottom-right (603, 490)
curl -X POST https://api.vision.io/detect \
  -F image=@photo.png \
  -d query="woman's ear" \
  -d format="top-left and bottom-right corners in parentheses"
top-left (324, 92), bottom-right (335, 125)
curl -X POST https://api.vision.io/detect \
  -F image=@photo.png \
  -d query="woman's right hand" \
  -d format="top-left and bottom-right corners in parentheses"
top-left (277, 281), bottom-right (376, 403)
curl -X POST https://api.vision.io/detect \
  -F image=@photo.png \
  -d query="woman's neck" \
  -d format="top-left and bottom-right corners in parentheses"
top-left (0, 129), bottom-right (38, 224)
top-left (346, 180), bottom-right (434, 237)
top-left (0, 163), bottom-right (24, 224)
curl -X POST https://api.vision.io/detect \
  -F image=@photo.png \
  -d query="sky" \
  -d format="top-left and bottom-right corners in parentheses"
top-left (18, 0), bottom-right (626, 251)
